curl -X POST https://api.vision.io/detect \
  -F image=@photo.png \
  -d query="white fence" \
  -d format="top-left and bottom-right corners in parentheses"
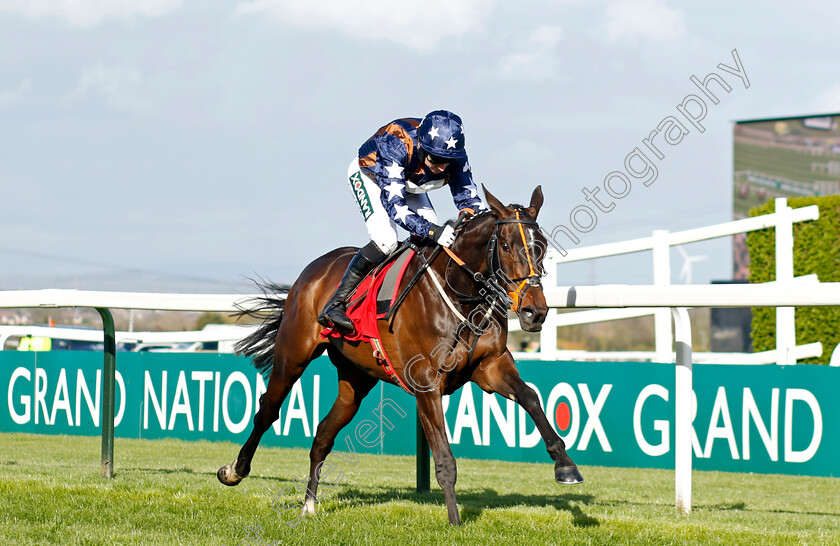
top-left (511, 198), bottom-right (822, 365)
top-left (541, 283), bottom-right (840, 514)
top-left (3, 282), bottom-right (840, 514)
top-left (0, 324), bottom-right (256, 352)
top-left (2, 199), bottom-right (818, 365)
top-left (0, 290), bottom-right (260, 352)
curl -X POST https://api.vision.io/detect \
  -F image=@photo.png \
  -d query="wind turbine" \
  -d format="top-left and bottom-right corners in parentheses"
top-left (677, 246), bottom-right (707, 284)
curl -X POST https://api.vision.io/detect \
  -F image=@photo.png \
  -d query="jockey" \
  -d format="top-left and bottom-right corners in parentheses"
top-left (318, 109), bottom-right (487, 333)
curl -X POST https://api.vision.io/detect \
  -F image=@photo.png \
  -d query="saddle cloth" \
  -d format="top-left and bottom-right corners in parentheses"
top-left (320, 245), bottom-right (415, 343)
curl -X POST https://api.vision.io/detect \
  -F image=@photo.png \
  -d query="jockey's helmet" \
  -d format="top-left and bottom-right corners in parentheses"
top-left (418, 110), bottom-right (467, 160)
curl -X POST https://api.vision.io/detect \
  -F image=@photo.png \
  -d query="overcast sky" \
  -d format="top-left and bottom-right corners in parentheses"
top-left (1, 1), bottom-right (838, 292)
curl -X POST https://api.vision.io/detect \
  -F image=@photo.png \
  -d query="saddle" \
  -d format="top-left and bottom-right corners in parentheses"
top-left (319, 243), bottom-right (417, 392)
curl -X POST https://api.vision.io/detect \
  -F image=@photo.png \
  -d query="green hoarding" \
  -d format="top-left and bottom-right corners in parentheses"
top-left (1, 352), bottom-right (836, 477)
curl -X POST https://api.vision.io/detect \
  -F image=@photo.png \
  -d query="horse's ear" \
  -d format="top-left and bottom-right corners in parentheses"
top-left (526, 185), bottom-right (543, 219)
top-left (481, 184), bottom-right (507, 217)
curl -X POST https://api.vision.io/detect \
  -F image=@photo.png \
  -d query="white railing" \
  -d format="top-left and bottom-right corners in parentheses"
top-left (0, 289), bottom-right (258, 312)
top-left (540, 282), bottom-right (840, 515)
top-left (0, 290), bottom-right (264, 351)
top-left (517, 198), bottom-right (821, 365)
top-left (0, 324), bottom-right (257, 352)
top-left (511, 343), bottom-right (824, 365)
top-left (4, 283), bottom-right (839, 515)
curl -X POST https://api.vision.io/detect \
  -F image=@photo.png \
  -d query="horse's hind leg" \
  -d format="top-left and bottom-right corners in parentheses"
top-left (301, 349), bottom-right (377, 517)
top-left (218, 324), bottom-right (324, 486)
top-left (471, 352), bottom-right (583, 484)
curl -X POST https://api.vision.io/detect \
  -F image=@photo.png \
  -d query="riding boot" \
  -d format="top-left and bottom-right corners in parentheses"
top-left (317, 242), bottom-right (383, 333)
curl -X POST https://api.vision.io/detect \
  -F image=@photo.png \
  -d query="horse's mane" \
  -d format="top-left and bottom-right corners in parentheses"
top-left (457, 209), bottom-right (497, 240)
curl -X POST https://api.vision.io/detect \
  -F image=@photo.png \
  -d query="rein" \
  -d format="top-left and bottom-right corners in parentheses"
top-left (383, 208), bottom-right (543, 359)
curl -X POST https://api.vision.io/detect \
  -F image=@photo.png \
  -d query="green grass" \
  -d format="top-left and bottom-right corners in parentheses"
top-left (1, 433), bottom-right (839, 545)
top-left (734, 140), bottom-right (840, 186)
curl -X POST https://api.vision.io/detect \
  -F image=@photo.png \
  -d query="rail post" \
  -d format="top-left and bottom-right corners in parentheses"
top-left (540, 250), bottom-right (559, 360)
top-left (653, 230), bottom-right (673, 363)
top-left (416, 414), bottom-right (430, 493)
top-left (96, 308), bottom-right (116, 479)
top-left (774, 198), bottom-right (796, 364)
top-left (672, 307), bottom-right (692, 514)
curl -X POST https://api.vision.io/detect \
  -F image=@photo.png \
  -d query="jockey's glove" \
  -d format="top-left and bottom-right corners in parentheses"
top-left (429, 222), bottom-right (456, 248)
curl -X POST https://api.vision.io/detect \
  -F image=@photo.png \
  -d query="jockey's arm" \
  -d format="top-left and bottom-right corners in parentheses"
top-left (447, 156), bottom-right (486, 214)
top-left (371, 152), bottom-right (435, 238)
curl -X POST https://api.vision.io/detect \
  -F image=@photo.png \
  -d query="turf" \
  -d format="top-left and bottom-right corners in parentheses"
top-left (734, 140), bottom-right (840, 186)
top-left (1, 433), bottom-right (838, 545)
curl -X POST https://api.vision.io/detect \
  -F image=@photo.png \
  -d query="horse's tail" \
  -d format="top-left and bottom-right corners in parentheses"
top-left (234, 279), bottom-right (290, 376)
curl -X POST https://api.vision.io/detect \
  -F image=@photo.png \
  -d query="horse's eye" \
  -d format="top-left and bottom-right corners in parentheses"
top-left (501, 242), bottom-right (510, 252)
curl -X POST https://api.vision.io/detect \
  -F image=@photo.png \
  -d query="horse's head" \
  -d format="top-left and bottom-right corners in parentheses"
top-left (482, 185), bottom-right (548, 332)
top-left (453, 185), bottom-right (548, 333)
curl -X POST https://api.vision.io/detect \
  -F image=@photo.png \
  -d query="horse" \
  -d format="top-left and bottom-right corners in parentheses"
top-left (217, 185), bottom-right (583, 525)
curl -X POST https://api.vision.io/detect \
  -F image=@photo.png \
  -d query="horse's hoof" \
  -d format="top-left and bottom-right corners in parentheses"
top-left (301, 498), bottom-right (317, 517)
top-left (555, 465), bottom-right (584, 484)
top-left (217, 463), bottom-right (244, 486)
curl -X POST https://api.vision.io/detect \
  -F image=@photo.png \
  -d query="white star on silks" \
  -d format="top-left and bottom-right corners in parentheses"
top-left (428, 126), bottom-right (440, 139)
top-left (468, 186), bottom-right (478, 198)
top-left (394, 204), bottom-right (415, 223)
top-left (384, 161), bottom-right (404, 179)
top-left (445, 136), bottom-right (458, 149)
top-left (384, 181), bottom-right (405, 201)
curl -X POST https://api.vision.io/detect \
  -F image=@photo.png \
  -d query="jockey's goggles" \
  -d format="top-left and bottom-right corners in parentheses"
top-left (423, 152), bottom-right (455, 166)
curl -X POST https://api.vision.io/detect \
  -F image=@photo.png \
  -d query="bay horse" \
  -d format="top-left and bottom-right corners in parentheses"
top-left (217, 185), bottom-right (583, 525)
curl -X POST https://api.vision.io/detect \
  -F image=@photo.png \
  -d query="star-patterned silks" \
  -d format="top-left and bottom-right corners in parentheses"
top-left (394, 204), bottom-right (415, 223)
top-left (383, 180), bottom-right (405, 201)
top-left (384, 161), bottom-right (404, 179)
top-left (356, 115), bottom-right (485, 237)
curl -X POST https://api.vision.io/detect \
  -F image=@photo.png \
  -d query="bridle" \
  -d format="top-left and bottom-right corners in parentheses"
top-left (443, 207), bottom-right (544, 315)
top-left (487, 208), bottom-right (543, 312)
top-left (379, 206), bottom-right (544, 370)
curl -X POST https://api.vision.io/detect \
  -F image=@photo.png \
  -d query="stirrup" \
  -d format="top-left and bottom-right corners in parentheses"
top-left (319, 300), bottom-right (354, 331)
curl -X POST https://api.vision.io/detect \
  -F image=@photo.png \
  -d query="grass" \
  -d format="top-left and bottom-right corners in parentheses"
top-left (734, 140), bottom-right (840, 186)
top-left (1, 433), bottom-right (839, 545)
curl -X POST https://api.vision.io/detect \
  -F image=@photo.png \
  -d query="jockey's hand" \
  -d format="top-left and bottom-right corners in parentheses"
top-left (429, 223), bottom-right (456, 248)
top-left (456, 208), bottom-right (476, 228)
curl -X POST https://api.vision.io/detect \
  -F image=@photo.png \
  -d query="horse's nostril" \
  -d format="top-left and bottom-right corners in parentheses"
top-left (522, 307), bottom-right (547, 324)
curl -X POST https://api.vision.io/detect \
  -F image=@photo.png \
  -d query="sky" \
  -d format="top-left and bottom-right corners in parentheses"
top-left (1, 0), bottom-right (839, 293)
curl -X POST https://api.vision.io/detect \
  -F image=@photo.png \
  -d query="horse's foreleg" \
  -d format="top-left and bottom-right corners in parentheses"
top-left (301, 361), bottom-right (377, 517)
top-left (416, 391), bottom-right (461, 525)
top-left (217, 358), bottom-right (310, 486)
top-left (471, 352), bottom-right (583, 484)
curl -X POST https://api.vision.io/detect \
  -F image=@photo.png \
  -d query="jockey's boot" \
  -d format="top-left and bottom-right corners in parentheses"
top-left (317, 242), bottom-right (383, 333)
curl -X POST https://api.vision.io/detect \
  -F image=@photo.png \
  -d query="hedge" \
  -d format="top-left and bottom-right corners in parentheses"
top-left (747, 196), bottom-right (840, 364)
